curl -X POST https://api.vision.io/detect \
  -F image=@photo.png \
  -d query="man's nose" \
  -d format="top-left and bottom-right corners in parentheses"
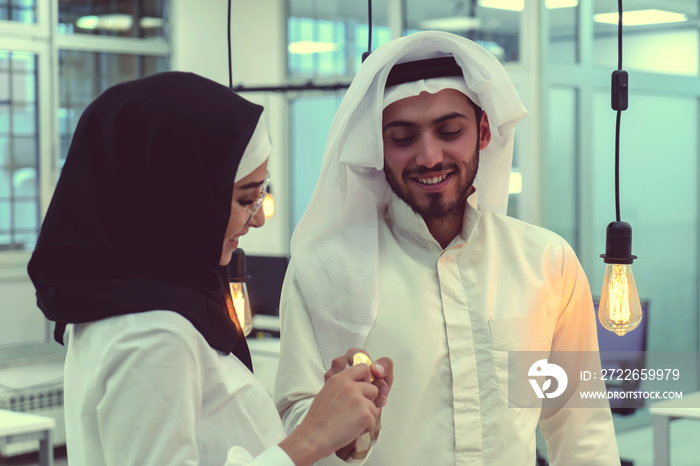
top-left (415, 136), bottom-right (443, 168)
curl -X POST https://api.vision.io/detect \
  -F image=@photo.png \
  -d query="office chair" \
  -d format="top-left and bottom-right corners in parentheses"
top-left (594, 298), bottom-right (650, 466)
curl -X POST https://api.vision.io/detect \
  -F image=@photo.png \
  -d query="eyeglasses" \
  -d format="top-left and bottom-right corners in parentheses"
top-left (234, 171), bottom-right (270, 226)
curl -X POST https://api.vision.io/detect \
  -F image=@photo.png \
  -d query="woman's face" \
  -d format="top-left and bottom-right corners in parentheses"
top-left (219, 160), bottom-right (269, 266)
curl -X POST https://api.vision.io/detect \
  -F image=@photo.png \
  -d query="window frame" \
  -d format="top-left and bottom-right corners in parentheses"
top-left (0, 0), bottom-right (50, 40)
top-left (0, 0), bottom-right (169, 352)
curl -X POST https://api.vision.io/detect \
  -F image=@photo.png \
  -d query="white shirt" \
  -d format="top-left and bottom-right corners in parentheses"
top-left (275, 194), bottom-right (620, 466)
top-left (63, 310), bottom-right (294, 466)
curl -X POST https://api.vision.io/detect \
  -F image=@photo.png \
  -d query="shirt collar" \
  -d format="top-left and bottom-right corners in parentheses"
top-left (384, 189), bottom-right (482, 254)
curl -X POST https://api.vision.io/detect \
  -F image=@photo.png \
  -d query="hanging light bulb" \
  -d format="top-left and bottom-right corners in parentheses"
top-left (599, 222), bottom-right (642, 336)
top-left (599, 2), bottom-right (642, 337)
top-left (229, 248), bottom-right (253, 336)
top-left (262, 185), bottom-right (275, 218)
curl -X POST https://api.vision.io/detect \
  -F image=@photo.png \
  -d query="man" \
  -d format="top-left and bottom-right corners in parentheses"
top-left (274, 31), bottom-right (620, 465)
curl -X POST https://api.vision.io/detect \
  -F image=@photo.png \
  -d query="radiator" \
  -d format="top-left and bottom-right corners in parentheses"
top-left (0, 384), bottom-right (66, 457)
top-left (0, 351), bottom-right (67, 460)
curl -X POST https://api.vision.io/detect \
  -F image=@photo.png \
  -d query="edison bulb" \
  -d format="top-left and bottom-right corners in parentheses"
top-left (230, 282), bottom-right (252, 336)
top-left (263, 192), bottom-right (275, 218)
top-left (599, 263), bottom-right (642, 336)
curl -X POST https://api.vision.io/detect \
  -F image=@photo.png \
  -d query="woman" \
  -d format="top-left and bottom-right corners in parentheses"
top-left (28, 72), bottom-right (389, 465)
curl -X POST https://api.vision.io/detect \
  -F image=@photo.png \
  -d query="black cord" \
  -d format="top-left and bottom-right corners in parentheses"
top-left (367, 0), bottom-right (373, 54)
top-left (617, 0), bottom-right (623, 71)
top-left (361, 0), bottom-right (373, 61)
top-left (614, 0), bottom-right (623, 222)
top-left (615, 108), bottom-right (621, 222)
top-left (227, 0), bottom-right (233, 90)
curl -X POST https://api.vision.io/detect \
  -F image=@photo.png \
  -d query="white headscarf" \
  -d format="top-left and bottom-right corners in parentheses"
top-left (289, 31), bottom-right (528, 368)
top-left (235, 116), bottom-right (271, 182)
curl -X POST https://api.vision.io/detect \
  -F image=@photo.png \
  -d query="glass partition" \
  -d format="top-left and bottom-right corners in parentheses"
top-left (405, 0), bottom-right (522, 62)
top-left (290, 94), bottom-right (343, 228)
top-left (548, 1), bottom-right (579, 63)
top-left (58, 51), bottom-right (167, 165)
top-left (0, 0), bottom-right (36, 23)
top-left (288, 0), bottom-right (391, 77)
top-left (542, 86), bottom-right (578, 247)
top-left (58, 0), bottom-right (167, 38)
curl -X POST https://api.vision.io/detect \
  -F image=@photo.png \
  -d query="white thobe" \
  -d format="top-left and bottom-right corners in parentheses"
top-left (63, 310), bottom-right (294, 466)
top-left (275, 193), bottom-right (620, 466)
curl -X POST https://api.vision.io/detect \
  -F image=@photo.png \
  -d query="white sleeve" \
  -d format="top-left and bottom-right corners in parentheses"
top-left (538, 240), bottom-right (621, 466)
top-left (273, 262), bottom-right (376, 466)
top-left (94, 322), bottom-right (204, 465)
top-left (226, 445), bottom-right (295, 466)
top-left (93, 318), bottom-right (293, 466)
top-left (273, 262), bottom-right (327, 434)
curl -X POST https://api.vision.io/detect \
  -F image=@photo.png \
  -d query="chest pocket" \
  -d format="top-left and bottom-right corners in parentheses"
top-left (488, 317), bottom-right (556, 407)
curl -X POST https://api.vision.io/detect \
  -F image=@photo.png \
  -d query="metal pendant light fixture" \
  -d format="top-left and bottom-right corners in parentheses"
top-left (599, 0), bottom-right (643, 337)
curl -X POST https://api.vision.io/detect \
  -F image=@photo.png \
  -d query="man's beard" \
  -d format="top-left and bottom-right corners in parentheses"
top-left (384, 151), bottom-right (479, 221)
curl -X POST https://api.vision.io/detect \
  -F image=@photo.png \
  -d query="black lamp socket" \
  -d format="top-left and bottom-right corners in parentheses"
top-left (229, 248), bottom-right (250, 282)
top-left (601, 221), bottom-right (637, 264)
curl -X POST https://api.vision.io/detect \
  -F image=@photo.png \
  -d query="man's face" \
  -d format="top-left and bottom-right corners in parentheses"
top-left (382, 89), bottom-right (490, 219)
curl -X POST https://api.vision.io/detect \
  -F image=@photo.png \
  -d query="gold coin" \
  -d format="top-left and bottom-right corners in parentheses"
top-left (352, 352), bottom-right (374, 381)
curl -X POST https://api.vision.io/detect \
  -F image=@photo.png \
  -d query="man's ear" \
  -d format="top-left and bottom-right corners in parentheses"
top-left (479, 112), bottom-right (491, 150)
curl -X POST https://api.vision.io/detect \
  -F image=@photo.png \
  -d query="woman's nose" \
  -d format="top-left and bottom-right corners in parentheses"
top-left (249, 205), bottom-right (266, 228)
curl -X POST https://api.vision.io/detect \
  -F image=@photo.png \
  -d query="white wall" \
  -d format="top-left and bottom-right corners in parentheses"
top-left (170, 0), bottom-right (291, 258)
top-left (0, 278), bottom-right (48, 346)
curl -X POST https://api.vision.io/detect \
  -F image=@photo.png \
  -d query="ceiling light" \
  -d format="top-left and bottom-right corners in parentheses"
top-left (594, 9), bottom-right (687, 26)
top-left (76, 14), bottom-right (133, 31)
top-left (546, 0), bottom-right (578, 8)
top-left (75, 15), bottom-right (99, 29)
top-left (419, 16), bottom-right (482, 32)
top-left (288, 41), bottom-right (338, 54)
top-left (478, 0), bottom-right (577, 11)
top-left (479, 0), bottom-right (523, 12)
top-left (139, 17), bottom-right (164, 29)
top-left (509, 171), bottom-right (522, 195)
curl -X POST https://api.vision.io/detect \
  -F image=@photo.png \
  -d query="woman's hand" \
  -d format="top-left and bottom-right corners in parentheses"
top-left (326, 348), bottom-right (394, 409)
top-left (324, 348), bottom-right (394, 460)
top-left (279, 363), bottom-right (380, 465)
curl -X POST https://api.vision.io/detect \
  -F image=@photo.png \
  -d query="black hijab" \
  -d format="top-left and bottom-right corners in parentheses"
top-left (27, 72), bottom-right (262, 371)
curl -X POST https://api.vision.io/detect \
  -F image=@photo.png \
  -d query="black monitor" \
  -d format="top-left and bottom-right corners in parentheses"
top-left (239, 254), bottom-right (289, 317)
top-left (593, 297), bottom-right (650, 413)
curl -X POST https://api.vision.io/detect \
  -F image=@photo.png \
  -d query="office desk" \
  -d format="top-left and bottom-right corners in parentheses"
top-left (247, 337), bottom-right (281, 395)
top-left (649, 391), bottom-right (700, 466)
top-left (0, 409), bottom-right (55, 466)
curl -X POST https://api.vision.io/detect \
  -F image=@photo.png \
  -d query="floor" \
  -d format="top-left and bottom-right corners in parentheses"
top-left (1, 419), bottom-right (699, 465)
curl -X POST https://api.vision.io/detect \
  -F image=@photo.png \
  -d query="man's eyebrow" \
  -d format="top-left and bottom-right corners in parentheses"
top-left (383, 120), bottom-right (419, 131)
top-left (383, 112), bottom-right (469, 131)
top-left (433, 112), bottom-right (468, 125)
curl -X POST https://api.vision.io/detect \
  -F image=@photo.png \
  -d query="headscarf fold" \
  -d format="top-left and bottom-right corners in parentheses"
top-left (28, 71), bottom-right (267, 371)
top-left (288, 31), bottom-right (528, 368)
